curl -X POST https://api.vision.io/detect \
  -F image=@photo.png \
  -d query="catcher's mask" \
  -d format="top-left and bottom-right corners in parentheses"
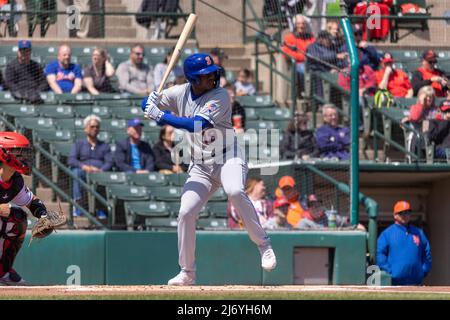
top-left (0, 132), bottom-right (34, 175)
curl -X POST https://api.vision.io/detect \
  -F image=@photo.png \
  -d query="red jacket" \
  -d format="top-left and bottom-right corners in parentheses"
top-left (281, 32), bottom-right (315, 63)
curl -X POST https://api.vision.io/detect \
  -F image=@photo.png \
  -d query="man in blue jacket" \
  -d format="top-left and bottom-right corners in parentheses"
top-left (114, 118), bottom-right (155, 173)
top-left (377, 200), bottom-right (432, 285)
top-left (315, 104), bottom-right (350, 160)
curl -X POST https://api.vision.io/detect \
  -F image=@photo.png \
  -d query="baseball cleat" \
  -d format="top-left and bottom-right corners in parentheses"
top-left (167, 271), bottom-right (196, 286)
top-left (261, 248), bottom-right (277, 272)
top-left (0, 269), bottom-right (27, 286)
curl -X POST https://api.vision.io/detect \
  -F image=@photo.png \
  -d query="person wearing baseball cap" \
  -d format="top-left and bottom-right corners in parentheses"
top-left (412, 49), bottom-right (449, 97)
top-left (262, 198), bottom-right (291, 230)
top-left (4, 40), bottom-right (47, 104)
top-left (375, 52), bottom-right (413, 98)
top-left (274, 175), bottom-right (305, 228)
top-left (114, 118), bottom-right (155, 174)
top-left (426, 102), bottom-right (450, 160)
top-left (377, 200), bottom-right (432, 285)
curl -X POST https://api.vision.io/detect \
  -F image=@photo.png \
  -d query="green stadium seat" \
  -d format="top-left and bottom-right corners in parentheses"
top-left (142, 130), bottom-right (160, 143)
top-left (88, 171), bottom-right (127, 187)
top-left (0, 104), bottom-right (38, 118)
top-left (148, 186), bottom-right (183, 201)
top-left (395, 97), bottom-right (417, 108)
top-left (94, 93), bottom-right (127, 101)
top-left (197, 218), bottom-right (228, 229)
top-left (390, 50), bottom-right (419, 62)
top-left (244, 107), bottom-right (258, 120)
top-left (225, 70), bottom-right (236, 83)
top-left (210, 187), bottom-right (227, 201)
top-left (50, 141), bottom-right (72, 157)
top-left (246, 120), bottom-right (277, 130)
top-left (127, 172), bottom-right (168, 187)
top-left (110, 106), bottom-right (143, 119)
top-left (259, 108), bottom-right (292, 121)
top-left (73, 105), bottom-right (111, 119)
top-left (39, 92), bottom-right (56, 104)
top-left (402, 61), bottom-right (421, 73)
top-left (97, 100), bottom-right (134, 107)
top-left (124, 201), bottom-right (171, 230)
top-left (53, 118), bottom-right (84, 131)
top-left (74, 130), bottom-right (111, 143)
top-left (437, 61), bottom-right (450, 73)
top-left (38, 105), bottom-right (74, 118)
top-left (77, 56), bottom-right (93, 67)
top-left (207, 202), bottom-right (228, 218)
top-left (0, 45), bottom-right (16, 57)
top-left (165, 173), bottom-right (189, 186)
top-left (167, 202), bottom-right (208, 218)
top-left (236, 95), bottom-right (275, 108)
top-left (391, 0), bottom-right (431, 43)
top-left (71, 46), bottom-right (93, 57)
top-left (56, 93), bottom-right (92, 104)
top-left (100, 119), bottom-right (127, 131)
top-left (15, 117), bottom-right (55, 131)
top-left (0, 57), bottom-right (8, 68)
top-left (33, 129), bottom-right (73, 143)
top-left (437, 51), bottom-right (450, 61)
top-left (110, 130), bottom-right (129, 143)
top-left (32, 46), bottom-right (57, 57)
top-left (0, 92), bottom-right (19, 103)
top-left (144, 217), bottom-right (178, 230)
top-left (106, 185), bottom-right (152, 226)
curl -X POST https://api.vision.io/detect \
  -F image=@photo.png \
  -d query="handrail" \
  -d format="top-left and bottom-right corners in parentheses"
top-left (303, 163), bottom-right (378, 264)
top-left (0, 113), bottom-right (110, 228)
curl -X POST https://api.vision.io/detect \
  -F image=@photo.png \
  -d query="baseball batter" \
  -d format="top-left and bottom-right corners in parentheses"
top-left (142, 53), bottom-right (277, 286)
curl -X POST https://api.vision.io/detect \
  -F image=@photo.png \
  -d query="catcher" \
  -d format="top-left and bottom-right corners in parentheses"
top-left (0, 132), bottom-right (66, 285)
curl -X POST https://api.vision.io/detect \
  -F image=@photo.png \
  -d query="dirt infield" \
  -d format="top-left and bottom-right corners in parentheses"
top-left (1, 285), bottom-right (450, 299)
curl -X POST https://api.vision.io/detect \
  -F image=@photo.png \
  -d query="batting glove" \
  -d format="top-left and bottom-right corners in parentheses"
top-left (145, 103), bottom-right (164, 122)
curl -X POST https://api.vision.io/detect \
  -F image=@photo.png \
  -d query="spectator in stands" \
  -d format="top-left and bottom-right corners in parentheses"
top-left (263, 198), bottom-right (291, 230)
top-left (116, 44), bottom-right (155, 96)
top-left (210, 47), bottom-right (228, 87)
top-left (404, 86), bottom-right (438, 123)
top-left (412, 50), bottom-right (449, 98)
top-left (234, 68), bottom-right (256, 96)
top-left (152, 125), bottom-right (187, 174)
top-left (114, 119), bottom-right (155, 173)
top-left (281, 14), bottom-right (315, 95)
top-left (375, 52), bottom-right (413, 98)
top-left (228, 178), bottom-right (273, 229)
top-left (296, 194), bottom-right (361, 230)
top-left (316, 104), bottom-right (350, 160)
top-left (338, 54), bottom-right (377, 96)
top-left (4, 40), bottom-right (47, 104)
top-left (377, 200), bottom-right (432, 285)
top-left (225, 83), bottom-right (246, 133)
top-left (275, 175), bottom-right (305, 228)
top-left (83, 47), bottom-right (115, 95)
top-left (326, 21), bottom-right (346, 55)
top-left (307, 30), bottom-right (348, 73)
top-left (426, 103), bottom-right (450, 160)
top-left (45, 44), bottom-right (82, 94)
top-left (68, 115), bottom-right (113, 218)
top-left (153, 47), bottom-right (185, 90)
top-left (352, 23), bottom-right (380, 70)
top-left (280, 112), bottom-right (319, 160)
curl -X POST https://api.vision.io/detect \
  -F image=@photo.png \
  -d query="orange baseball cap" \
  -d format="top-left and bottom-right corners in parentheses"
top-left (278, 176), bottom-right (295, 189)
top-left (393, 201), bottom-right (411, 214)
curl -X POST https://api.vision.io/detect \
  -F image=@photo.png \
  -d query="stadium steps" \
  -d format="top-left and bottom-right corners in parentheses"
top-left (104, 1), bottom-right (137, 38)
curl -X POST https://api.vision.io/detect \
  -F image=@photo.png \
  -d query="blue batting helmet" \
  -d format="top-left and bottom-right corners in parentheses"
top-left (183, 53), bottom-right (221, 88)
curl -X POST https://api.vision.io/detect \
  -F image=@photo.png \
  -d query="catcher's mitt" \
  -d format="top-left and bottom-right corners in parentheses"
top-left (29, 201), bottom-right (67, 246)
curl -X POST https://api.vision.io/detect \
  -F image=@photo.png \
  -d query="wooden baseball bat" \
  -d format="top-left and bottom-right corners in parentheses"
top-left (157, 13), bottom-right (198, 93)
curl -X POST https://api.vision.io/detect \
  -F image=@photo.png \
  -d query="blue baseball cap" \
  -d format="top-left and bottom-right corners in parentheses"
top-left (127, 118), bottom-right (144, 127)
top-left (18, 40), bottom-right (31, 50)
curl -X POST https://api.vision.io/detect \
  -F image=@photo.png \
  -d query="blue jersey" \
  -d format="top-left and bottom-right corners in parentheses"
top-left (377, 223), bottom-right (432, 285)
top-left (45, 60), bottom-right (82, 93)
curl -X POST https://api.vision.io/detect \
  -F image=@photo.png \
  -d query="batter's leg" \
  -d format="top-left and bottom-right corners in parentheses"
top-left (176, 166), bottom-right (219, 277)
top-left (220, 157), bottom-right (271, 248)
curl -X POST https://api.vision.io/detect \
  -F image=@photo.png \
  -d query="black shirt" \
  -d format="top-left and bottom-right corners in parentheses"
top-left (4, 58), bottom-right (48, 92)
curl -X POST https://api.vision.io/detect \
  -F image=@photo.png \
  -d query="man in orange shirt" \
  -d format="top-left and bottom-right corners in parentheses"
top-left (375, 52), bottom-right (413, 98)
top-left (275, 176), bottom-right (305, 228)
top-left (281, 14), bottom-right (315, 95)
top-left (412, 50), bottom-right (449, 97)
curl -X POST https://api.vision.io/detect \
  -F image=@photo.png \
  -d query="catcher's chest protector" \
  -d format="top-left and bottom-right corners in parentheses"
top-left (0, 173), bottom-right (25, 204)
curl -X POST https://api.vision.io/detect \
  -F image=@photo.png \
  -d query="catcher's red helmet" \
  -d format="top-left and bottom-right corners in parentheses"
top-left (0, 132), bottom-right (33, 175)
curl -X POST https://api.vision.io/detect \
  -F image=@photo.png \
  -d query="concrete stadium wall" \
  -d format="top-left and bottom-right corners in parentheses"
top-left (14, 230), bottom-right (367, 286)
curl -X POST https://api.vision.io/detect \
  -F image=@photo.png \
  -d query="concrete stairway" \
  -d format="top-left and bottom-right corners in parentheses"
top-left (104, 0), bottom-right (137, 38)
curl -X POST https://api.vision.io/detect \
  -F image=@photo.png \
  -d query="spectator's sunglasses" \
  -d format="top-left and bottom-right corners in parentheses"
top-left (397, 210), bottom-right (412, 216)
top-left (133, 51), bottom-right (145, 56)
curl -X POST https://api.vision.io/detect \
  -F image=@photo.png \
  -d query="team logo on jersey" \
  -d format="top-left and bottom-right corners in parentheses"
top-left (206, 103), bottom-right (219, 113)
top-left (412, 234), bottom-right (420, 246)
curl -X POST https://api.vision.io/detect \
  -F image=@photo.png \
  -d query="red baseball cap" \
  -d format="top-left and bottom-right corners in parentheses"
top-left (440, 100), bottom-right (450, 112)
top-left (273, 198), bottom-right (289, 209)
top-left (393, 201), bottom-right (411, 214)
top-left (381, 52), bottom-right (394, 64)
top-left (278, 176), bottom-right (295, 189)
